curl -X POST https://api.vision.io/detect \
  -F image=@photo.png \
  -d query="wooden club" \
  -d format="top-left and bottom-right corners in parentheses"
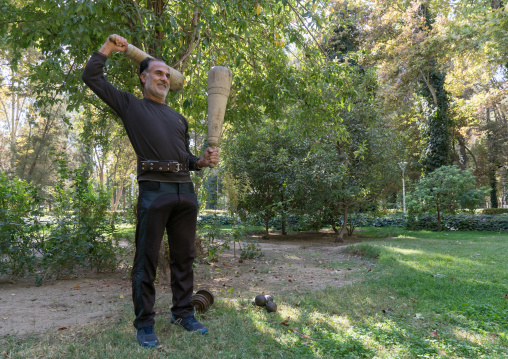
top-left (207, 66), bottom-right (232, 168)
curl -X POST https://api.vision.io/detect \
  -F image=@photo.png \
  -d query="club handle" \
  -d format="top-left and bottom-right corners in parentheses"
top-left (209, 146), bottom-right (217, 168)
top-left (107, 35), bottom-right (185, 92)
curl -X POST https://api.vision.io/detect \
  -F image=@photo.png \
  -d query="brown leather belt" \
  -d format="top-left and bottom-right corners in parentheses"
top-left (140, 160), bottom-right (189, 173)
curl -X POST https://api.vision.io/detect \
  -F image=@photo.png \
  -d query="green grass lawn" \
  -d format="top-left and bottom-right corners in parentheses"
top-left (1, 228), bottom-right (507, 358)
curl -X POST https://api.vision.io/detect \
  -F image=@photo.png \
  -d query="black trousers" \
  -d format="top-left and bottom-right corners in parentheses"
top-left (132, 181), bottom-right (198, 329)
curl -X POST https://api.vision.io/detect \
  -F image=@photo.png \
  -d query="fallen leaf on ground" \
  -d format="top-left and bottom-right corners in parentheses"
top-left (430, 331), bottom-right (439, 337)
top-left (74, 285), bottom-right (81, 290)
top-left (504, 293), bottom-right (508, 299)
top-left (2, 317), bottom-right (8, 321)
top-left (58, 326), bottom-right (70, 331)
top-left (280, 317), bottom-right (290, 325)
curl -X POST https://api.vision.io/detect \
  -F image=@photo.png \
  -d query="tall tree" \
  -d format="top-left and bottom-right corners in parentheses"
top-left (0, 48), bottom-right (37, 171)
top-left (222, 124), bottom-right (304, 237)
top-left (362, 0), bottom-right (453, 173)
top-left (443, 0), bottom-right (508, 207)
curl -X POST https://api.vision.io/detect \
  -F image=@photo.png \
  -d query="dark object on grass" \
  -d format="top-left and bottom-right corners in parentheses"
top-left (255, 294), bottom-right (267, 306)
top-left (191, 289), bottom-right (214, 313)
top-left (265, 301), bottom-right (277, 313)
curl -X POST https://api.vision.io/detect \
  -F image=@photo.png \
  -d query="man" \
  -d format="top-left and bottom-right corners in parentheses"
top-left (82, 34), bottom-right (218, 347)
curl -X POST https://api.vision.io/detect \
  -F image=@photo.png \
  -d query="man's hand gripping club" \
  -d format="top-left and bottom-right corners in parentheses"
top-left (99, 34), bottom-right (128, 56)
top-left (196, 148), bottom-right (219, 169)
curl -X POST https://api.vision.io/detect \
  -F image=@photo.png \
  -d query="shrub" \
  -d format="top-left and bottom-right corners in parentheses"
top-left (0, 172), bottom-right (43, 278)
top-left (197, 213), bottom-right (229, 263)
top-left (41, 159), bottom-right (118, 277)
top-left (240, 242), bottom-right (263, 260)
top-left (0, 155), bottom-right (119, 281)
top-left (407, 166), bottom-right (488, 231)
top-left (198, 213), bottom-right (234, 226)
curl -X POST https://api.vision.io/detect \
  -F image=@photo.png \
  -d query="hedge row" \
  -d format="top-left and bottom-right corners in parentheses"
top-left (406, 214), bottom-right (508, 232)
top-left (482, 208), bottom-right (508, 215)
top-left (198, 212), bottom-right (508, 233)
top-left (352, 213), bottom-right (508, 232)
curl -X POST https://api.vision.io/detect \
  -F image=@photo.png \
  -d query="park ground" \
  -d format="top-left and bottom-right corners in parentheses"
top-left (0, 229), bottom-right (366, 337)
top-left (1, 227), bottom-right (507, 358)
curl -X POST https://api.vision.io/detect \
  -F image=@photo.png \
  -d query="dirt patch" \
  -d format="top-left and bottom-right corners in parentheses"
top-left (0, 229), bottom-right (374, 337)
top-left (0, 273), bottom-right (131, 337)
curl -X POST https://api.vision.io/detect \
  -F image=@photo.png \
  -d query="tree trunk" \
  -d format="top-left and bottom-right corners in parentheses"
top-left (455, 131), bottom-right (468, 170)
top-left (436, 200), bottom-right (442, 232)
top-left (335, 205), bottom-right (348, 243)
top-left (489, 166), bottom-right (498, 208)
top-left (281, 190), bottom-right (287, 235)
top-left (27, 113), bottom-right (57, 178)
top-left (147, 0), bottom-right (165, 56)
top-left (264, 215), bottom-right (270, 238)
top-left (112, 178), bottom-right (125, 212)
top-left (263, 186), bottom-right (271, 238)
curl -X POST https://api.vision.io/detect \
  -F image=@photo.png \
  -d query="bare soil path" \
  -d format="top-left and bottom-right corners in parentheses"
top-left (0, 229), bottom-right (374, 337)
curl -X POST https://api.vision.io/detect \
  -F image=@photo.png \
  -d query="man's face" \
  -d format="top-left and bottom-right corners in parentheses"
top-left (140, 60), bottom-right (171, 103)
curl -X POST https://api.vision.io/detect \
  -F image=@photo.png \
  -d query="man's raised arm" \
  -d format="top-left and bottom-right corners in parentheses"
top-left (81, 35), bottom-right (131, 117)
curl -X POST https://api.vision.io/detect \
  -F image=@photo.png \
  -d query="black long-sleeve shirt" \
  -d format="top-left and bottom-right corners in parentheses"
top-left (82, 51), bottom-right (199, 183)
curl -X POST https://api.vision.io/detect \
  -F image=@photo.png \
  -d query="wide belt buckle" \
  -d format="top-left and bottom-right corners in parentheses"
top-left (165, 161), bottom-right (180, 172)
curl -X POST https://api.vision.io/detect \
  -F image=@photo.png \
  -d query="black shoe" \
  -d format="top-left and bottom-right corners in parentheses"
top-left (136, 326), bottom-right (159, 347)
top-left (171, 314), bottom-right (208, 334)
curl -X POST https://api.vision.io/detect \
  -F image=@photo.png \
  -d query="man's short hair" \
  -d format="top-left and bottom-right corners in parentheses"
top-left (139, 57), bottom-right (168, 88)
